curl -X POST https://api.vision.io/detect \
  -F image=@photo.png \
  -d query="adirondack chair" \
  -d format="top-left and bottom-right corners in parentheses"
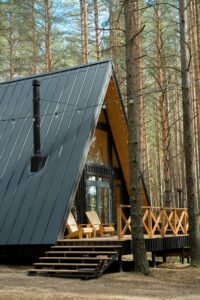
top-left (65, 212), bottom-right (93, 239)
top-left (85, 211), bottom-right (115, 237)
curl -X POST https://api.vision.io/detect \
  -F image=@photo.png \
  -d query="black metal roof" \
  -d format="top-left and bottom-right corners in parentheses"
top-left (0, 60), bottom-right (114, 245)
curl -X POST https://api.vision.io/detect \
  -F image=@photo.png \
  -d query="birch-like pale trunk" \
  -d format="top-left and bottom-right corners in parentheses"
top-left (45, 0), bottom-right (51, 72)
top-left (32, 0), bottom-right (37, 74)
top-left (94, 0), bottom-right (101, 60)
top-left (80, 0), bottom-right (88, 64)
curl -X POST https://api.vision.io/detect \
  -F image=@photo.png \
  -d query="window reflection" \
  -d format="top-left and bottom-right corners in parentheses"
top-left (86, 185), bottom-right (97, 211)
top-left (87, 129), bottom-right (108, 165)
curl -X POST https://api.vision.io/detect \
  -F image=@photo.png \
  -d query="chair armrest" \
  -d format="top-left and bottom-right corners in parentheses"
top-left (102, 223), bottom-right (115, 227)
top-left (78, 224), bottom-right (92, 228)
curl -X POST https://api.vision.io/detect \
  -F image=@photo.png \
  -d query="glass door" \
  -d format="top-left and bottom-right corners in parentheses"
top-left (99, 182), bottom-right (110, 223)
top-left (86, 184), bottom-right (97, 212)
top-left (86, 179), bottom-right (111, 223)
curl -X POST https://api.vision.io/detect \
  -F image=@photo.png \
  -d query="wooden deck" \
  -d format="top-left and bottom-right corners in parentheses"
top-left (63, 205), bottom-right (190, 264)
top-left (27, 206), bottom-right (190, 278)
top-left (28, 205), bottom-right (190, 278)
top-left (63, 233), bottom-right (189, 256)
top-left (63, 205), bottom-right (189, 256)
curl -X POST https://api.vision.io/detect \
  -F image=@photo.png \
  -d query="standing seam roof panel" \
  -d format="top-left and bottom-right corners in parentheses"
top-left (43, 64), bottom-right (112, 244)
top-left (0, 61), bottom-right (113, 245)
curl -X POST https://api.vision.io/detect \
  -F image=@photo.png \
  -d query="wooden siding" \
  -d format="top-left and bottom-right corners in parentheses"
top-left (104, 78), bottom-right (148, 206)
top-left (104, 78), bottom-right (129, 190)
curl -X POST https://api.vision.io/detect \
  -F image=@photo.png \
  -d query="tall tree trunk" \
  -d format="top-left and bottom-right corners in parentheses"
top-left (155, 0), bottom-right (171, 207)
top-left (155, 101), bottom-right (162, 205)
top-left (32, 0), bottom-right (37, 74)
top-left (173, 95), bottom-right (181, 207)
top-left (109, 0), bottom-right (113, 58)
top-left (108, 1), bottom-right (122, 87)
top-left (179, 0), bottom-right (200, 267)
top-left (80, 0), bottom-right (88, 64)
top-left (94, 0), bottom-right (101, 60)
top-left (189, 0), bottom-right (200, 207)
top-left (45, 0), bottom-right (51, 72)
top-left (124, 0), bottom-right (150, 275)
top-left (8, 12), bottom-right (14, 80)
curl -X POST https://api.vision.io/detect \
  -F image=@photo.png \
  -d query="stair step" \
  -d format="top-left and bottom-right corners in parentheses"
top-left (28, 269), bottom-right (96, 274)
top-left (39, 256), bottom-right (111, 261)
top-left (33, 262), bottom-right (98, 267)
top-left (46, 251), bottom-right (117, 255)
top-left (29, 240), bottom-right (121, 279)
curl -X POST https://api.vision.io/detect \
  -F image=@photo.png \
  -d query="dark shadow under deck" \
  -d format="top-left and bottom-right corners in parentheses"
top-left (58, 234), bottom-right (190, 255)
top-left (0, 234), bottom-right (190, 266)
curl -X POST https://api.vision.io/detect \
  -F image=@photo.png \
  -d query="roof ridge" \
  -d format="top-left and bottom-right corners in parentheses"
top-left (0, 59), bottom-right (112, 85)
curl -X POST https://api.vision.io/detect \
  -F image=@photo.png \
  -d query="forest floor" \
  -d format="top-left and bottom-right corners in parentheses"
top-left (0, 262), bottom-right (200, 300)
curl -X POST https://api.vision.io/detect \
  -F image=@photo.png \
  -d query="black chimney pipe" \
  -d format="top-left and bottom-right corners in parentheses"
top-left (31, 79), bottom-right (43, 172)
top-left (33, 79), bottom-right (41, 156)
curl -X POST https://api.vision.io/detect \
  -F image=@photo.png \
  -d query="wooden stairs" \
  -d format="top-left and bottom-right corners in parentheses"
top-left (28, 239), bottom-right (122, 279)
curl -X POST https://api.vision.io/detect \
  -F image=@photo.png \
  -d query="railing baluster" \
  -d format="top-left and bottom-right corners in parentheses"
top-left (183, 208), bottom-right (187, 234)
top-left (117, 205), bottom-right (122, 240)
top-left (173, 208), bottom-right (177, 235)
top-left (148, 207), bottom-right (153, 238)
top-left (161, 208), bottom-right (165, 237)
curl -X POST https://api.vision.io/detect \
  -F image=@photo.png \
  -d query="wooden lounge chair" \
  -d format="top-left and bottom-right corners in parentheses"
top-left (85, 211), bottom-right (115, 237)
top-left (65, 212), bottom-right (93, 239)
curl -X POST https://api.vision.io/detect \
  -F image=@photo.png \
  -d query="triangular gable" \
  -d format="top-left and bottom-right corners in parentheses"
top-left (104, 77), bottom-right (149, 206)
top-left (0, 61), bottom-right (113, 245)
top-left (104, 77), bottom-right (129, 191)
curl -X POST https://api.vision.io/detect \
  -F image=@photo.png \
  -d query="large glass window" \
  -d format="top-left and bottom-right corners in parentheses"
top-left (87, 129), bottom-right (108, 166)
top-left (86, 184), bottom-right (97, 212)
top-left (86, 178), bottom-right (111, 223)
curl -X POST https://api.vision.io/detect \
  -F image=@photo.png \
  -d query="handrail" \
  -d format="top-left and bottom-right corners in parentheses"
top-left (117, 205), bottom-right (189, 240)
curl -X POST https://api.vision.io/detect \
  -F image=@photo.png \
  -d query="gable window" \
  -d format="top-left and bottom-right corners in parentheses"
top-left (87, 129), bottom-right (108, 166)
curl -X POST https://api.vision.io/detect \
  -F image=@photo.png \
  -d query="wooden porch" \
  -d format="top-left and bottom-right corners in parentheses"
top-left (28, 206), bottom-right (190, 278)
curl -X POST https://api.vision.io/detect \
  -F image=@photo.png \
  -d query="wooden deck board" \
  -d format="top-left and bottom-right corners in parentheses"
top-left (52, 245), bottom-right (122, 248)
top-left (58, 233), bottom-right (189, 242)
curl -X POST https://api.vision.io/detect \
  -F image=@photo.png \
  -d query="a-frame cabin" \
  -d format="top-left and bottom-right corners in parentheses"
top-left (0, 61), bottom-right (190, 277)
top-left (0, 60), bottom-right (149, 262)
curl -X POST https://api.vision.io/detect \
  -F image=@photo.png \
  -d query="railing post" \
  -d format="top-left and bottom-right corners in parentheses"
top-left (148, 207), bottom-right (153, 238)
top-left (117, 205), bottom-right (122, 240)
top-left (173, 208), bottom-right (177, 235)
top-left (183, 208), bottom-right (187, 234)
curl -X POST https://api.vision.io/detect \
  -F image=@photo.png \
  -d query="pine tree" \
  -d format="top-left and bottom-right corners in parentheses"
top-left (179, 0), bottom-right (200, 267)
top-left (124, 0), bottom-right (150, 275)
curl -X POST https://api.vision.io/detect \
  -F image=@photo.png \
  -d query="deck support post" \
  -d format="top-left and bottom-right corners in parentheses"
top-left (117, 205), bottom-right (122, 240)
top-left (163, 252), bottom-right (166, 263)
top-left (152, 252), bottom-right (156, 268)
top-left (117, 249), bottom-right (122, 272)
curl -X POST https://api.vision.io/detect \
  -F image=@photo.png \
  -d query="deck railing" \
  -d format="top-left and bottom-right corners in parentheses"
top-left (117, 205), bottom-right (189, 240)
